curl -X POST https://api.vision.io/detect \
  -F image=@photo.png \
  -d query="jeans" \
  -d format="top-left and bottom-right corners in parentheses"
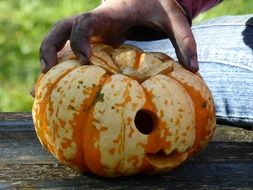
top-left (126, 15), bottom-right (253, 129)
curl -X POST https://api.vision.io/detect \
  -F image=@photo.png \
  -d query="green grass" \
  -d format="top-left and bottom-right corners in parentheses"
top-left (0, 0), bottom-right (100, 111)
top-left (0, 0), bottom-right (252, 111)
top-left (195, 0), bottom-right (253, 23)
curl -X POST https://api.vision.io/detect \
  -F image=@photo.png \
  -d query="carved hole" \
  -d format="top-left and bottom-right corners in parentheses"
top-left (146, 150), bottom-right (188, 169)
top-left (134, 109), bottom-right (157, 135)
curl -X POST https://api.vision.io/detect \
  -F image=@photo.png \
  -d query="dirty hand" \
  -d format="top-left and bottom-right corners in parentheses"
top-left (40, 0), bottom-right (198, 73)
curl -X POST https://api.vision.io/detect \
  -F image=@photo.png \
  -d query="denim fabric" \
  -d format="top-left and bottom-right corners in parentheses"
top-left (126, 15), bottom-right (253, 128)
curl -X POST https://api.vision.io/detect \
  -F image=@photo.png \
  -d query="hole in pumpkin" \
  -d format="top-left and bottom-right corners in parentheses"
top-left (146, 150), bottom-right (188, 168)
top-left (134, 109), bottom-right (157, 135)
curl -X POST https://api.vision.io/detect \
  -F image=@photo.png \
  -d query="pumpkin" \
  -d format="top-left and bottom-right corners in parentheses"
top-left (32, 43), bottom-right (216, 177)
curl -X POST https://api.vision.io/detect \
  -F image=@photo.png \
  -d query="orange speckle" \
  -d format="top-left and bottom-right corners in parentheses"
top-left (113, 161), bottom-right (123, 175)
top-left (128, 155), bottom-right (139, 168)
top-left (137, 142), bottom-right (146, 149)
top-left (162, 140), bottom-right (171, 149)
top-left (98, 110), bottom-right (105, 114)
top-left (175, 118), bottom-right (180, 126)
top-left (68, 105), bottom-right (76, 111)
top-left (93, 118), bottom-right (100, 124)
top-left (128, 126), bottom-right (135, 138)
top-left (57, 87), bottom-right (62, 92)
top-left (202, 101), bottom-right (207, 109)
top-left (137, 95), bottom-right (142, 99)
top-left (160, 110), bottom-right (164, 117)
top-left (56, 106), bottom-right (59, 117)
top-left (178, 108), bottom-right (184, 112)
top-left (131, 103), bottom-right (138, 111)
top-left (164, 99), bottom-right (169, 105)
top-left (109, 148), bottom-right (116, 155)
top-left (61, 138), bottom-right (72, 149)
top-left (48, 100), bottom-right (55, 115)
top-left (163, 126), bottom-right (172, 137)
top-left (59, 118), bottom-right (66, 128)
top-left (113, 135), bottom-right (121, 144)
top-left (70, 97), bottom-right (76, 103)
top-left (127, 117), bottom-right (132, 125)
top-left (98, 126), bottom-right (108, 132)
top-left (115, 83), bottom-right (132, 107)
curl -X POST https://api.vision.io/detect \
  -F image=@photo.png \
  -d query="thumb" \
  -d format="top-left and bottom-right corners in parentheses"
top-left (167, 11), bottom-right (198, 72)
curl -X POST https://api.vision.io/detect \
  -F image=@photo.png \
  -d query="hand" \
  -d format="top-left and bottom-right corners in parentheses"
top-left (40, 0), bottom-right (198, 73)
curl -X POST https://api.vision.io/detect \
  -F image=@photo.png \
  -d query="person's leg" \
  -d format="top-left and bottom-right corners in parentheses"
top-left (126, 14), bottom-right (253, 128)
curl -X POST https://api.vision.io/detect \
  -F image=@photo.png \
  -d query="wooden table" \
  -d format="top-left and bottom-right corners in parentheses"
top-left (1, 113), bottom-right (252, 189)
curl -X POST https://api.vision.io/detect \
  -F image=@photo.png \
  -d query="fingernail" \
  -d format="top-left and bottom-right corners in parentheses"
top-left (30, 86), bottom-right (35, 98)
top-left (40, 59), bottom-right (47, 72)
top-left (77, 53), bottom-right (89, 65)
top-left (190, 56), bottom-right (199, 72)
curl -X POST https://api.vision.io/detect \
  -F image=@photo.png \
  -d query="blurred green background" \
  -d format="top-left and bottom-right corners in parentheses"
top-left (0, 0), bottom-right (252, 111)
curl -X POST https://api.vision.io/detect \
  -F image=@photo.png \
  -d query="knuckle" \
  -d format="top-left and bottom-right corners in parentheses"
top-left (181, 36), bottom-right (195, 46)
top-left (73, 13), bottom-right (93, 27)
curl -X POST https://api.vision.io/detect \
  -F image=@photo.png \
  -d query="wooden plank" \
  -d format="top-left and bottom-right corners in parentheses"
top-left (0, 131), bottom-right (252, 164)
top-left (1, 162), bottom-right (252, 189)
top-left (0, 112), bottom-right (33, 132)
top-left (1, 113), bottom-right (252, 141)
top-left (0, 113), bottom-right (253, 189)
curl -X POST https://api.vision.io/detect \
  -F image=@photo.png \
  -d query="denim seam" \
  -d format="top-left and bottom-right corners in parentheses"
top-left (217, 115), bottom-right (253, 121)
top-left (198, 60), bottom-right (253, 72)
top-left (193, 23), bottom-right (246, 29)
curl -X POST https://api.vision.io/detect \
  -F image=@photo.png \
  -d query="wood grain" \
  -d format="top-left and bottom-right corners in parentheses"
top-left (0, 112), bottom-right (252, 189)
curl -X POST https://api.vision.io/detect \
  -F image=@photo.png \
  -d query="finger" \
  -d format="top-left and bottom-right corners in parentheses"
top-left (166, 12), bottom-right (198, 72)
top-left (70, 13), bottom-right (94, 65)
top-left (105, 34), bottom-right (126, 47)
top-left (40, 17), bottom-right (75, 73)
top-left (30, 86), bottom-right (35, 98)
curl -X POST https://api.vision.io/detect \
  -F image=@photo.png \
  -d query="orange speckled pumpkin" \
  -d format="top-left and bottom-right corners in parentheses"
top-left (32, 43), bottom-right (216, 177)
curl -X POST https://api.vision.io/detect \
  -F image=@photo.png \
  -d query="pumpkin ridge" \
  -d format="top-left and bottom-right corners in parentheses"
top-left (44, 65), bottom-right (107, 171)
top-left (71, 71), bottom-right (110, 172)
top-left (44, 65), bottom-right (90, 155)
top-left (33, 61), bottom-right (80, 154)
top-left (82, 74), bottom-right (115, 176)
top-left (167, 68), bottom-right (216, 155)
top-left (141, 74), bottom-right (195, 172)
top-left (121, 79), bottom-right (137, 174)
top-left (92, 54), bottom-right (119, 73)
